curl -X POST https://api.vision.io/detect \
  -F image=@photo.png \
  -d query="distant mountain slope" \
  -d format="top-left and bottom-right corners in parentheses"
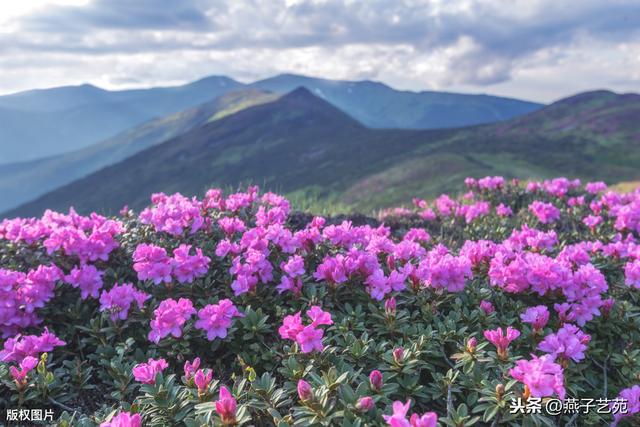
top-left (0, 76), bottom-right (242, 164)
top-left (0, 89), bottom-right (277, 213)
top-left (0, 73), bottom-right (542, 164)
top-left (5, 88), bottom-right (638, 219)
top-left (251, 73), bottom-right (543, 129)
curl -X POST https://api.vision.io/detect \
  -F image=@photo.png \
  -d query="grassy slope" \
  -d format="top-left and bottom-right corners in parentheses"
top-left (4, 89), bottom-right (639, 218)
top-left (0, 89), bottom-right (278, 213)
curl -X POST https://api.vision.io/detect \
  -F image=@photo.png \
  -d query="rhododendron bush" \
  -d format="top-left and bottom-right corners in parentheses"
top-left (1, 178), bottom-right (640, 426)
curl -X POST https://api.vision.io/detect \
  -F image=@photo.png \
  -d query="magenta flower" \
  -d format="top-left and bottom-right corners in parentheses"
top-left (194, 369), bottom-right (213, 395)
top-left (538, 324), bottom-right (591, 363)
top-left (0, 328), bottom-right (66, 363)
top-left (370, 369), bottom-right (383, 391)
top-left (520, 305), bottom-right (550, 332)
top-left (625, 260), bottom-right (640, 289)
top-left (611, 385), bottom-right (640, 426)
top-left (509, 354), bottom-right (565, 399)
top-left (529, 201), bottom-right (561, 224)
top-left (99, 283), bottom-right (150, 322)
top-left (279, 307), bottom-right (332, 353)
top-left (409, 412), bottom-right (439, 427)
top-left (297, 325), bottom-right (324, 353)
top-left (306, 306), bottom-right (333, 327)
top-left (100, 411), bottom-right (142, 427)
top-left (484, 327), bottom-right (520, 360)
top-left (278, 312), bottom-right (304, 341)
top-left (215, 386), bottom-right (237, 425)
top-left (297, 379), bottom-right (313, 401)
top-left (10, 356), bottom-right (38, 384)
top-left (132, 358), bottom-right (168, 384)
top-left (148, 298), bottom-right (196, 343)
top-left (195, 299), bottom-right (242, 341)
top-left (480, 300), bottom-right (495, 315)
top-left (133, 244), bottom-right (172, 284)
top-left (383, 400), bottom-right (411, 427)
top-left (183, 357), bottom-right (201, 381)
top-left (356, 396), bottom-right (374, 412)
top-left (65, 264), bottom-right (104, 299)
top-left (171, 244), bottom-right (210, 283)
top-left (496, 203), bottom-right (513, 217)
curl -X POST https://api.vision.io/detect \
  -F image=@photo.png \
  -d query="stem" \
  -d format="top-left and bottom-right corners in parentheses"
top-left (48, 397), bottom-right (76, 412)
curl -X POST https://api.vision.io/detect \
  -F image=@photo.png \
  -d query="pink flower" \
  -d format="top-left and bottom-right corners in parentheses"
top-left (297, 379), bottom-right (313, 401)
top-left (10, 356), bottom-right (38, 383)
top-left (65, 264), bottom-right (104, 299)
top-left (383, 400), bottom-right (411, 427)
top-left (484, 327), bottom-right (520, 360)
top-left (171, 244), bottom-right (210, 283)
top-left (356, 396), bottom-right (374, 412)
top-left (509, 354), bottom-right (565, 400)
top-left (215, 386), bottom-right (237, 425)
top-left (520, 305), bottom-right (549, 332)
top-left (99, 283), bottom-right (150, 321)
top-left (611, 385), bottom-right (640, 426)
top-left (194, 369), bottom-right (213, 394)
top-left (409, 412), bottom-right (438, 427)
top-left (133, 244), bottom-right (172, 285)
top-left (538, 324), bottom-right (590, 363)
top-left (279, 307), bottom-right (332, 353)
top-left (0, 328), bottom-right (65, 363)
top-left (306, 306), bottom-right (333, 327)
top-left (385, 297), bottom-right (397, 316)
top-left (132, 358), bottom-right (168, 384)
top-left (183, 357), bottom-right (201, 381)
top-left (480, 300), bottom-right (495, 315)
top-left (393, 347), bottom-right (404, 364)
top-left (582, 215), bottom-right (602, 230)
top-left (195, 299), bottom-right (242, 341)
top-left (148, 298), bottom-right (196, 343)
top-left (585, 181), bottom-right (607, 194)
top-left (296, 325), bottom-right (324, 353)
top-left (625, 260), bottom-right (640, 289)
top-left (140, 192), bottom-right (204, 236)
top-left (281, 255), bottom-right (305, 277)
top-left (370, 370), bottom-right (383, 391)
top-left (278, 312), bottom-right (304, 341)
top-left (496, 203), bottom-right (513, 217)
top-left (528, 201), bottom-right (561, 224)
top-left (100, 411), bottom-right (142, 427)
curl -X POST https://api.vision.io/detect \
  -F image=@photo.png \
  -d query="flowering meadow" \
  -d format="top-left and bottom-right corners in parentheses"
top-left (1, 177), bottom-right (640, 427)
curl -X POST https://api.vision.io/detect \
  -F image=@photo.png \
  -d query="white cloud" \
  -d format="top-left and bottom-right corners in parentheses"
top-left (0, 0), bottom-right (638, 101)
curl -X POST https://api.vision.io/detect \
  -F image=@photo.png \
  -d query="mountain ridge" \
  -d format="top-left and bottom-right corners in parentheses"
top-left (5, 88), bottom-right (639, 219)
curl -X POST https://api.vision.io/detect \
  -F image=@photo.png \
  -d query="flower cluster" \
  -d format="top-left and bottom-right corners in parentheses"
top-left (99, 283), bottom-right (150, 321)
top-left (279, 306), bottom-right (333, 353)
top-left (133, 243), bottom-right (210, 285)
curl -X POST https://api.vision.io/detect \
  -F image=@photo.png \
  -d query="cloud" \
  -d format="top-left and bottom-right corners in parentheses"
top-left (0, 0), bottom-right (639, 100)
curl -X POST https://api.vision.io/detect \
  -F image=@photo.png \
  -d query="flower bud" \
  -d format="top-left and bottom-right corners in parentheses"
top-left (384, 297), bottom-right (396, 316)
top-left (392, 347), bottom-right (404, 364)
top-left (466, 337), bottom-right (477, 353)
top-left (495, 383), bottom-right (505, 398)
top-left (356, 396), bottom-right (374, 412)
top-left (369, 370), bottom-right (383, 391)
top-left (297, 379), bottom-right (313, 402)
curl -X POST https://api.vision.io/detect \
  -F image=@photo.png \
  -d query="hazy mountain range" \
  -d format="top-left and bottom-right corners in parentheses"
top-left (4, 86), bottom-right (639, 219)
top-left (0, 73), bottom-right (547, 214)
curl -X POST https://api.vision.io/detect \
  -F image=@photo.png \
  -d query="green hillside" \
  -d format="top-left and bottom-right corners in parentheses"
top-left (0, 89), bottom-right (277, 213)
top-left (4, 88), bottom-right (639, 218)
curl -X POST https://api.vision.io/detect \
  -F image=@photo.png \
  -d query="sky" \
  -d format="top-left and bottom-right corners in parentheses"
top-left (0, 0), bottom-right (639, 102)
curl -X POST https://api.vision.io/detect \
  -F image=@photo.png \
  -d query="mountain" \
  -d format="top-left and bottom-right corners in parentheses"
top-left (5, 88), bottom-right (639, 219)
top-left (0, 89), bottom-right (277, 213)
top-left (0, 73), bottom-right (542, 165)
top-left (0, 76), bottom-right (242, 164)
top-left (251, 73), bottom-right (543, 129)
